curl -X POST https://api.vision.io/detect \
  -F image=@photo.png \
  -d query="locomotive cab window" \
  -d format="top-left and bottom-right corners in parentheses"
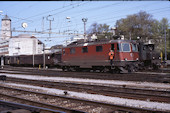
top-left (117, 43), bottom-right (122, 52)
top-left (82, 46), bottom-right (88, 53)
top-left (96, 46), bottom-right (103, 52)
top-left (122, 43), bottom-right (130, 52)
top-left (132, 43), bottom-right (138, 52)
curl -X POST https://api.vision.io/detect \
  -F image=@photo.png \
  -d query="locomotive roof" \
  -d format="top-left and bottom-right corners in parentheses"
top-left (64, 39), bottom-right (137, 48)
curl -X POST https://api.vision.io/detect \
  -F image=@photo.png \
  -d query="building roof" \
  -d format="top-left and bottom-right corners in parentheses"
top-left (2, 15), bottom-right (11, 21)
top-left (38, 40), bottom-right (43, 44)
top-left (11, 34), bottom-right (36, 39)
top-left (51, 45), bottom-right (63, 49)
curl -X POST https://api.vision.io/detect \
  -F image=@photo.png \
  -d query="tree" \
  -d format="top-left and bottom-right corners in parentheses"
top-left (87, 22), bottom-right (112, 39)
top-left (115, 11), bottom-right (156, 41)
top-left (158, 18), bottom-right (170, 58)
top-left (87, 22), bottom-right (99, 35)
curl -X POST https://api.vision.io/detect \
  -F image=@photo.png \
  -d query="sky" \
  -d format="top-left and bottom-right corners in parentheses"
top-left (0, 1), bottom-right (170, 47)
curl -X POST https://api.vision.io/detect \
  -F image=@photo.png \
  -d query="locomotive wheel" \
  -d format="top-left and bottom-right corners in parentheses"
top-left (66, 66), bottom-right (73, 72)
top-left (128, 65), bottom-right (136, 73)
top-left (125, 65), bottom-right (133, 73)
top-left (62, 66), bottom-right (70, 72)
top-left (99, 67), bottom-right (105, 73)
top-left (114, 67), bottom-right (121, 74)
top-left (75, 67), bottom-right (80, 72)
top-left (62, 66), bottom-right (71, 72)
top-left (62, 66), bottom-right (66, 71)
top-left (152, 63), bottom-right (159, 70)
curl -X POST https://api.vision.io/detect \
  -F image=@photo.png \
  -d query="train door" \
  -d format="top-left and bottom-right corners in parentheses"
top-left (121, 42), bottom-right (133, 61)
top-left (1, 56), bottom-right (4, 67)
top-left (8, 58), bottom-right (10, 65)
top-left (131, 43), bottom-right (139, 61)
top-left (17, 57), bottom-right (20, 64)
top-left (111, 44), bottom-right (115, 60)
top-left (130, 43), bottom-right (134, 60)
top-left (111, 44), bottom-right (114, 51)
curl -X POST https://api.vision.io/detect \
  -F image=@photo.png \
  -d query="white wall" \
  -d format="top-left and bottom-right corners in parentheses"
top-left (9, 36), bottom-right (39, 56)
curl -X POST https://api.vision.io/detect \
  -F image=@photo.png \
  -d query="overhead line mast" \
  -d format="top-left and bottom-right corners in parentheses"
top-left (46, 15), bottom-right (54, 39)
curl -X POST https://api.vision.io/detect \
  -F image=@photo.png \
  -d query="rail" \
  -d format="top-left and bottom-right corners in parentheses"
top-left (0, 85), bottom-right (169, 113)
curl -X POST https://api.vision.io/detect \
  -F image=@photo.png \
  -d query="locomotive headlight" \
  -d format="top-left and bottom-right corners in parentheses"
top-left (152, 57), bottom-right (155, 60)
top-left (136, 58), bottom-right (139, 61)
top-left (124, 58), bottom-right (127, 61)
top-left (48, 56), bottom-right (50, 59)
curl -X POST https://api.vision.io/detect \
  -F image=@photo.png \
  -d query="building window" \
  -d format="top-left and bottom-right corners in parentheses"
top-left (82, 46), bottom-right (88, 53)
top-left (70, 48), bottom-right (75, 54)
top-left (96, 46), bottom-right (103, 52)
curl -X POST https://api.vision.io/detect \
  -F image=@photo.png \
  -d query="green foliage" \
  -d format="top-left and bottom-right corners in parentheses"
top-left (115, 11), bottom-right (157, 40)
top-left (87, 22), bottom-right (112, 39)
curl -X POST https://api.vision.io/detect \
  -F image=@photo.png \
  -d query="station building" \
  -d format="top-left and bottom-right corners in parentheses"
top-left (0, 15), bottom-right (44, 57)
top-left (8, 34), bottom-right (44, 56)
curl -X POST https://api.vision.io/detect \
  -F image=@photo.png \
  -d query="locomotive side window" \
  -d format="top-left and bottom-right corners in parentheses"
top-left (82, 46), bottom-right (88, 53)
top-left (148, 44), bottom-right (154, 51)
top-left (111, 44), bottom-right (114, 51)
top-left (63, 49), bottom-right (65, 55)
top-left (122, 43), bottom-right (130, 52)
top-left (70, 48), bottom-right (75, 54)
top-left (96, 46), bottom-right (103, 52)
top-left (132, 43), bottom-right (138, 52)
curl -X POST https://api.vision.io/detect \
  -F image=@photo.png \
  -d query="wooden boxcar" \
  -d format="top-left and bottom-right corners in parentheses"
top-left (4, 53), bottom-right (62, 68)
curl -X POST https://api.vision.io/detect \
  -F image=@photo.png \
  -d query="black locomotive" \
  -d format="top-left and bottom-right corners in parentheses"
top-left (138, 41), bottom-right (161, 70)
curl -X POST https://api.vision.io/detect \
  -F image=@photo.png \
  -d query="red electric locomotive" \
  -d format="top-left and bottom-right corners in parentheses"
top-left (61, 39), bottom-right (139, 73)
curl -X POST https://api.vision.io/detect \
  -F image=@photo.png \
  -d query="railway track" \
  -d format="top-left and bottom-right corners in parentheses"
top-left (3, 65), bottom-right (170, 73)
top-left (1, 66), bottom-right (170, 112)
top-left (0, 100), bottom-right (65, 113)
top-left (5, 77), bottom-right (170, 103)
top-left (0, 66), bottom-right (170, 83)
top-left (0, 85), bottom-right (167, 113)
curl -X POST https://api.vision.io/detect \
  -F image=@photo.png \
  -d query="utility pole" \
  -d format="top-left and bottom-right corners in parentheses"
top-left (46, 15), bottom-right (54, 39)
top-left (43, 43), bottom-right (45, 69)
top-left (42, 17), bottom-right (44, 32)
top-left (82, 18), bottom-right (88, 42)
top-left (42, 15), bottom-right (54, 69)
top-left (66, 17), bottom-right (71, 45)
top-left (32, 39), bottom-right (36, 67)
top-left (164, 26), bottom-right (167, 61)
